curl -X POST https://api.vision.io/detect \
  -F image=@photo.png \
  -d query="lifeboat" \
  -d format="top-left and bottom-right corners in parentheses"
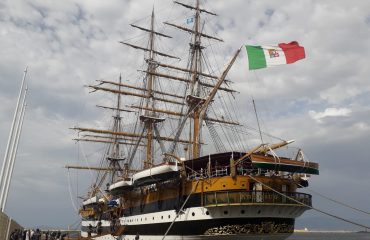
top-left (250, 153), bottom-right (319, 175)
top-left (133, 162), bottom-right (180, 186)
top-left (82, 196), bottom-right (98, 206)
top-left (108, 178), bottom-right (133, 195)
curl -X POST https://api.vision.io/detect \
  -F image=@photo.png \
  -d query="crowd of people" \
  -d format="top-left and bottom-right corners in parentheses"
top-left (9, 229), bottom-right (68, 240)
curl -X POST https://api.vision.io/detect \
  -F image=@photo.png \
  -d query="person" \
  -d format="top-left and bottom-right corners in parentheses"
top-left (135, 233), bottom-right (140, 240)
top-left (45, 231), bottom-right (49, 240)
top-left (33, 229), bottom-right (41, 240)
top-left (88, 224), bottom-right (93, 237)
top-left (18, 229), bottom-right (23, 240)
top-left (30, 230), bottom-right (34, 240)
top-left (111, 215), bottom-right (117, 232)
top-left (50, 232), bottom-right (56, 240)
top-left (25, 230), bottom-right (30, 240)
top-left (56, 231), bottom-right (61, 240)
top-left (61, 233), bottom-right (67, 240)
top-left (22, 230), bottom-right (27, 240)
top-left (97, 221), bottom-right (102, 235)
top-left (9, 230), bottom-right (16, 240)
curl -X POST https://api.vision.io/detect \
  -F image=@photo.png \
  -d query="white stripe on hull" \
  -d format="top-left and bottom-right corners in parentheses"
top-left (119, 205), bottom-right (307, 225)
top-left (82, 204), bottom-right (306, 227)
top-left (82, 220), bottom-right (111, 227)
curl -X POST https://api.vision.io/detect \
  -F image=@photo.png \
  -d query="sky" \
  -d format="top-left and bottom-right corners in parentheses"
top-left (1, 0), bottom-right (370, 230)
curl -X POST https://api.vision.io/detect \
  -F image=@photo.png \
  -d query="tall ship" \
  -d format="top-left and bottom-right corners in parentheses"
top-left (69, 1), bottom-right (319, 239)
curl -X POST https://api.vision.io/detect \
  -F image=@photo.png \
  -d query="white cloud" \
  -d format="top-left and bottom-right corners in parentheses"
top-left (309, 107), bottom-right (352, 122)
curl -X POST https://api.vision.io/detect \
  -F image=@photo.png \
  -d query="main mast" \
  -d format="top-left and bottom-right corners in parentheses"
top-left (165, 0), bottom-right (227, 159)
top-left (189, 0), bottom-right (203, 159)
top-left (143, 9), bottom-right (158, 169)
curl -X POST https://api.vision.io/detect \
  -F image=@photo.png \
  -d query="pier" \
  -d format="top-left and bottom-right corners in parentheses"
top-left (0, 211), bottom-right (23, 240)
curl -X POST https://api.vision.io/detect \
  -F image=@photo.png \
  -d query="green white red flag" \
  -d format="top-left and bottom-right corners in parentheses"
top-left (245, 41), bottom-right (305, 70)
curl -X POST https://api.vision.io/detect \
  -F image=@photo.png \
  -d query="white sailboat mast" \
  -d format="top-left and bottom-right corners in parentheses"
top-left (0, 67), bottom-right (28, 211)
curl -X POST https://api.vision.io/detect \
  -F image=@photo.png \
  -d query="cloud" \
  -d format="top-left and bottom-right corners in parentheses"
top-left (309, 107), bottom-right (352, 123)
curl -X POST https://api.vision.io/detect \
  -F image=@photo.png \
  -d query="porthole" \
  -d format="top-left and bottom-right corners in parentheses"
top-left (168, 215), bottom-right (171, 219)
top-left (161, 216), bottom-right (163, 219)
top-left (205, 187), bottom-right (208, 190)
top-left (242, 184), bottom-right (245, 187)
top-left (257, 210), bottom-right (261, 214)
top-left (223, 184), bottom-right (226, 187)
top-left (192, 212), bottom-right (195, 216)
top-left (205, 211), bottom-right (209, 215)
top-left (241, 210), bottom-right (245, 214)
top-left (152, 217), bottom-right (154, 220)
top-left (224, 210), bottom-right (228, 215)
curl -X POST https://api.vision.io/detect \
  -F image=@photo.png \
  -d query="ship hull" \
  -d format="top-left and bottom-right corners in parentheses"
top-left (81, 205), bottom-right (306, 240)
top-left (89, 234), bottom-right (291, 240)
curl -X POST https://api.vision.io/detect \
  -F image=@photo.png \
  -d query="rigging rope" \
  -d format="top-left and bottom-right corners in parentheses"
top-left (162, 180), bottom-right (200, 240)
top-left (298, 183), bottom-right (370, 216)
top-left (67, 169), bottom-right (79, 213)
top-left (68, 217), bottom-right (82, 230)
top-left (205, 120), bottom-right (226, 152)
top-left (79, 141), bottom-right (95, 179)
top-left (248, 175), bottom-right (370, 230)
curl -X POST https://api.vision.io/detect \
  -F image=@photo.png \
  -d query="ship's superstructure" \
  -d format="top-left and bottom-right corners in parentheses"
top-left (69, 1), bottom-right (319, 240)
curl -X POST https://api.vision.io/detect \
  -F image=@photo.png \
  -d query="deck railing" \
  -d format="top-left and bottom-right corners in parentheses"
top-left (204, 190), bottom-right (312, 207)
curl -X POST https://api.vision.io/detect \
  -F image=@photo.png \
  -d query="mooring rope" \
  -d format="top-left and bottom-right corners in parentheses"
top-left (248, 175), bottom-right (370, 230)
top-left (297, 183), bottom-right (370, 216)
top-left (162, 180), bottom-right (200, 240)
top-left (67, 169), bottom-right (79, 213)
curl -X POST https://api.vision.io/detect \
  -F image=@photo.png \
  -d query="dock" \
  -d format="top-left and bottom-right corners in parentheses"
top-left (0, 211), bottom-right (23, 240)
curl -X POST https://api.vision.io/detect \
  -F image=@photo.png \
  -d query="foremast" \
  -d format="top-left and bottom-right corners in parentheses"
top-left (107, 74), bottom-right (124, 182)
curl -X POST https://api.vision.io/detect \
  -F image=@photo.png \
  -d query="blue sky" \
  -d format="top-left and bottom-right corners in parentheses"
top-left (0, 0), bottom-right (370, 230)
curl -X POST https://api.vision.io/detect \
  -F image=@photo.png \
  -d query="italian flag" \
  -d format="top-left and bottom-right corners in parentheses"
top-left (245, 41), bottom-right (305, 70)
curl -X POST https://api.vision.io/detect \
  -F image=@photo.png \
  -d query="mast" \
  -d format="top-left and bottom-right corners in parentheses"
top-left (121, 8), bottom-right (177, 169)
top-left (190, 0), bottom-right (202, 159)
top-left (166, 0), bottom-right (225, 159)
top-left (108, 74), bottom-right (124, 182)
top-left (144, 8), bottom-right (156, 169)
top-left (0, 67), bottom-right (28, 211)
